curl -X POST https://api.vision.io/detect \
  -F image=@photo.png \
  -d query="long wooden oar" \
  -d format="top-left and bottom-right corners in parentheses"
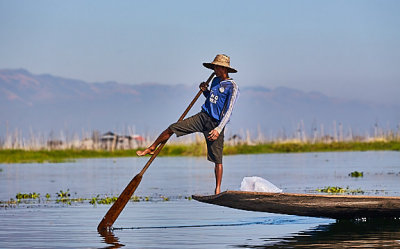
top-left (97, 72), bottom-right (215, 231)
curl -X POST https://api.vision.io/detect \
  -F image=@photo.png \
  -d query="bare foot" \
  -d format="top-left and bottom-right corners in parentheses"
top-left (136, 147), bottom-right (155, 156)
top-left (215, 187), bottom-right (221, 195)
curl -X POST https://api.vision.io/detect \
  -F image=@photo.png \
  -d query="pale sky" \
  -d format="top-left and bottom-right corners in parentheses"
top-left (1, 0), bottom-right (399, 105)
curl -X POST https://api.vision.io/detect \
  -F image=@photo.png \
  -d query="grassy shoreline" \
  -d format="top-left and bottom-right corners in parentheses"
top-left (0, 141), bottom-right (399, 164)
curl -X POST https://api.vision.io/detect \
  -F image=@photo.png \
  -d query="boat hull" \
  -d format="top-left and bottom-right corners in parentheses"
top-left (192, 191), bottom-right (400, 219)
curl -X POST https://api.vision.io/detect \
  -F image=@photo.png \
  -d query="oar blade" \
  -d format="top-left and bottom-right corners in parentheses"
top-left (97, 174), bottom-right (143, 231)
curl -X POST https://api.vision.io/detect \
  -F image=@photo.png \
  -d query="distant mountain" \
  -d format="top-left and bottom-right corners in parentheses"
top-left (1, 69), bottom-right (399, 139)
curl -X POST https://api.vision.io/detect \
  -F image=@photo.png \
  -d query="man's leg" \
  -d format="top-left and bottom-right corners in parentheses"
top-left (137, 113), bottom-right (205, 157)
top-left (136, 128), bottom-right (174, 156)
top-left (214, 163), bottom-right (223, 195)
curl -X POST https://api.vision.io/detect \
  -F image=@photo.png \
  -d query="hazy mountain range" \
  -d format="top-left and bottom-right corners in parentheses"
top-left (1, 68), bottom-right (398, 139)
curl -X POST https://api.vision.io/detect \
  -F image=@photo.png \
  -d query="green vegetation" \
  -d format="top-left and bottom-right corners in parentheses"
top-left (224, 141), bottom-right (400, 155)
top-left (57, 189), bottom-right (71, 198)
top-left (317, 186), bottom-right (365, 194)
top-left (349, 171), bottom-right (364, 177)
top-left (0, 141), bottom-right (399, 163)
top-left (131, 195), bottom-right (140, 202)
top-left (16, 192), bottom-right (40, 199)
top-left (0, 149), bottom-right (139, 163)
top-left (0, 191), bottom-right (192, 208)
top-left (55, 189), bottom-right (72, 204)
top-left (90, 195), bottom-right (118, 205)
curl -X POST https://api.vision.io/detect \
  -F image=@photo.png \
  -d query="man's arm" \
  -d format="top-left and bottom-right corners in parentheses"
top-left (214, 81), bottom-right (239, 134)
top-left (208, 81), bottom-right (239, 141)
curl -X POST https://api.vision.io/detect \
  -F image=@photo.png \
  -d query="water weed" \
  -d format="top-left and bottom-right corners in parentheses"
top-left (56, 189), bottom-right (71, 204)
top-left (16, 192), bottom-right (40, 199)
top-left (89, 195), bottom-right (118, 205)
top-left (131, 195), bottom-right (140, 202)
top-left (317, 186), bottom-right (365, 194)
top-left (349, 171), bottom-right (364, 177)
top-left (57, 189), bottom-right (70, 198)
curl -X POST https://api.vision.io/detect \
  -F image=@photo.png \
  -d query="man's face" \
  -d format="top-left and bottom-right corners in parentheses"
top-left (214, 65), bottom-right (227, 77)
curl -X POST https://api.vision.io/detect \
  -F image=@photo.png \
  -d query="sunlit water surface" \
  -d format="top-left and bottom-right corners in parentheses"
top-left (1, 151), bottom-right (400, 248)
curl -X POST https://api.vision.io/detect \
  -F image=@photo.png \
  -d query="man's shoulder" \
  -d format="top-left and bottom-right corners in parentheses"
top-left (221, 79), bottom-right (238, 89)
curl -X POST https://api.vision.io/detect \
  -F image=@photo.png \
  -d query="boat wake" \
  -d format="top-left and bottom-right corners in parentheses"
top-left (112, 216), bottom-right (327, 230)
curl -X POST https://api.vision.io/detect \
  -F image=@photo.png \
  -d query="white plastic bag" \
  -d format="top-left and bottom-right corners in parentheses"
top-left (240, 176), bottom-right (282, 193)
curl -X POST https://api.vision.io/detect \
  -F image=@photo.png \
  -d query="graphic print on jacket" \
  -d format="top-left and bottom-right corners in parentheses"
top-left (202, 77), bottom-right (239, 133)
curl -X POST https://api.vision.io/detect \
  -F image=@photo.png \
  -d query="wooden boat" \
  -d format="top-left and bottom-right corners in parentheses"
top-left (192, 191), bottom-right (400, 219)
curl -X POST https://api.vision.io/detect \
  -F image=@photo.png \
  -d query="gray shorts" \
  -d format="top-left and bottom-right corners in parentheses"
top-left (169, 111), bottom-right (224, 164)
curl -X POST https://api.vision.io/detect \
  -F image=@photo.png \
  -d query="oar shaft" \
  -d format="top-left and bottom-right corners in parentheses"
top-left (140, 72), bottom-right (215, 176)
top-left (139, 141), bottom-right (166, 176)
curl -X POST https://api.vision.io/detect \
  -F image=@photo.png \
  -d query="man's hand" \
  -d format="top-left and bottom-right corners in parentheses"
top-left (199, 82), bottom-right (208, 92)
top-left (208, 129), bottom-right (220, 141)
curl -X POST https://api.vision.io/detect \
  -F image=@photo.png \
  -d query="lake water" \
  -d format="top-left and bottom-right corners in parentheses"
top-left (1, 151), bottom-right (400, 248)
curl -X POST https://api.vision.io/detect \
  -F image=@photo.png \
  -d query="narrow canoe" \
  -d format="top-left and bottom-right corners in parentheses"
top-left (192, 191), bottom-right (400, 219)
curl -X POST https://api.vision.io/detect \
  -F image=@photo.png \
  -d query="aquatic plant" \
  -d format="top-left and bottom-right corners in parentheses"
top-left (72, 198), bottom-right (85, 203)
top-left (1, 192), bottom-right (210, 208)
top-left (57, 189), bottom-right (70, 198)
top-left (349, 171), bottom-right (364, 177)
top-left (16, 192), bottom-right (40, 199)
top-left (131, 195), bottom-right (140, 202)
top-left (99, 196), bottom-right (118, 204)
top-left (317, 186), bottom-right (347, 193)
top-left (56, 189), bottom-right (72, 205)
top-left (0, 198), bottom-right (18, 208)
top-left (90, 195), bottom-right (118, 205)
top-left (349, 188), bottom-right (365, 194)
top-left (89, 196), bottom-right (98, 205)
top-left (317, 186), bottom-right (364, 194)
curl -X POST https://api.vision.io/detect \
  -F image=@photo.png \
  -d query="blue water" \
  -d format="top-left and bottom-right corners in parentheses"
top-left (1, 151), bottom-right (400, 248)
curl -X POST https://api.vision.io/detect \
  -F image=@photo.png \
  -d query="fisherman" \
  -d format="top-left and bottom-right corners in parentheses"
top-left (137, 54), bottom-right (239, 194)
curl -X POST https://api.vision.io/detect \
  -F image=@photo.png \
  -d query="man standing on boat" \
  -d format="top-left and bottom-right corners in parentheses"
top-left (137, 54), bottom-right (239, 195)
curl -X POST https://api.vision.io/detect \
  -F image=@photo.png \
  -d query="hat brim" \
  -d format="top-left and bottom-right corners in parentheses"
top-left (203, 62), bottom-right (237, 73)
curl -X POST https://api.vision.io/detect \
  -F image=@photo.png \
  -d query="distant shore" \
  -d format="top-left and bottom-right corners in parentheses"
top-left (0, 141), bottom-right (399, 164)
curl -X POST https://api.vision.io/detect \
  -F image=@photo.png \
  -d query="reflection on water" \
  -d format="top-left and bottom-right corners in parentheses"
top-left (98, 229), bottom-right (124, 249)
top-left (102, 216), bottom-right (400, 248)
top-left (236, 218), bottom-right (400, 248)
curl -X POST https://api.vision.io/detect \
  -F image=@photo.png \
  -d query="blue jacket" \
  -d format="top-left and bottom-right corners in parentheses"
top-left (202, 77), bottom-right (239, 133)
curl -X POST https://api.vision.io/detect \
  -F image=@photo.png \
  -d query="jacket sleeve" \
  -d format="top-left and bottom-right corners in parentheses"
top-left (215, 81), bottom-right (239, 133)
top-left (203, 77), bottom-right (219, 98)
top-left (203, 89), bottom-right (210, 98)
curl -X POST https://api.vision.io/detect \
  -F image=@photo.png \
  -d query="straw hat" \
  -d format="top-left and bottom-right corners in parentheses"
top-left (203, 54), bottom-right (237, 73)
